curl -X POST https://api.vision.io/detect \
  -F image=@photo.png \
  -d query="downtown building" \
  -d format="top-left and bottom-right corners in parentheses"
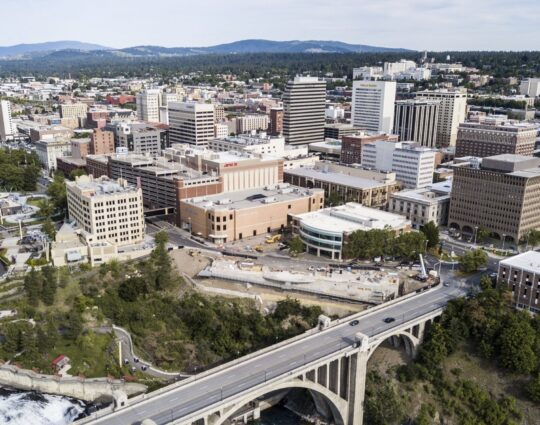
top-left (498, 251), bottom-right (540, 314)
top-left (168, 102), bottom-right (215, 146)
top-left (393, 99), bottom-right (440, 148)
top-left (361, 141), bottom-right (436, 189)
top-left (0, 100), bottom-right (15, 142)
top-left (136, 89), bottom-right (161, 123)
top-left (351, 80), bottom-right (396, 134)
top-left (283, 76), bottom-right (326, 145)
top-left (415, 89), bottom-right (467, 147)
top-left (66, 175), bottom-right (145, 246)
top-left (448, 154), bottom-right (540, 244)
top-left (340, 132), bottom-right (399, 165)
top-left (455, 118), bottom-right (537, 158)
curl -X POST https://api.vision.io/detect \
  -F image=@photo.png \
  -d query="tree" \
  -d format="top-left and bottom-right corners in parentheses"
top-left (118, 277), bottom-right (148, 302)
top-left (497, 313), bottom-right (537, 374)
top-left (42, 217), bottom-right (56, 240)
top-left (364, 371), bottom-right (405, 425)
top-left (527, 373), bottom-right (540, 402)
top-left (23, 268), bottom-right (42, 306)
top-left (40, 266), bottom-right (57, 305)
top-left (526, 229), bottom-right (540, 248)
top-left (458, 249), bottom-right (488, 273)
top-left (37, 198), bottom-right (55, 218)
top-left (67, 310), bottom-right (83, 340)
top-left (69, 169), bottom-right (86, 180)
top-left (46, 173), bottom-right (67, 216)
top-left (420, 221), bottom-right (439, 248)
top-left (288, 236), bottom-right (305, 256)
top-left (327, 191), bottom-right (343, 206)
top-left (476, 226), bottom-right (491, 243)
top-left (151, 231), bottom-right (172, 291)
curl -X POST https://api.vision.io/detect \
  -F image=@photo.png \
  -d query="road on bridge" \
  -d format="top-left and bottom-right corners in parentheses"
top-left (80, 281), bottom-right (469, 425)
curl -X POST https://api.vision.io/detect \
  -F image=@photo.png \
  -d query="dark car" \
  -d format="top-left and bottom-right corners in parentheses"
top-left (383, 317), bottom-right (395, 323)
top-left (349, 319), bottom-right (359, 326)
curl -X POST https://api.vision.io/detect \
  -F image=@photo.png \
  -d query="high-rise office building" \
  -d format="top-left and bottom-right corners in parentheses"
top-left (0, 100), bottom-right (15, 142)
top-left (415, 89), bottom-right (467, 147)
top-left (269, 107), bottom-right (284, 136)
top-left (351, 80), bottom-right (397, 134)
top-left (449, 155), bottom-right (540, 243)
top-left (168, 102), bottom-right (215, 146)
top-left (136, 89), bottom-right (161, 123)
top-left (455, 119), bottom-right (537, 158)
top-left (393, 100), bottom-right (440, 147)
top-left (283, 76), bottom-right (326, 145)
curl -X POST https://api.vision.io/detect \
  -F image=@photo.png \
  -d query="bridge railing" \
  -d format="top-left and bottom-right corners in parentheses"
top-left (75, 286), bottom-right (447, 424)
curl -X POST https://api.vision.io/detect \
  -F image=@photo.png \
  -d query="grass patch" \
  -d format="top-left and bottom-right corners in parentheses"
top-left (49, 331), bottom-right (119, 377)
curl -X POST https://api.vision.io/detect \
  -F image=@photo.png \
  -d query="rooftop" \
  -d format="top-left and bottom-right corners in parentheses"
top-left (182, 183), bottom-right (322, 211)
top-left (68, 175), bottom-right (138, 197)
top-left (293, 203), bottom-right (410, 234)
top-left (500, 251), bottom-right (540, 275)
top-left (285, 166), bottom-right (392, 189)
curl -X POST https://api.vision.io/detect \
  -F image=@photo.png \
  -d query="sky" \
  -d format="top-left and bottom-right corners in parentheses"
top-left (1, 0), bottom-right (539, 51)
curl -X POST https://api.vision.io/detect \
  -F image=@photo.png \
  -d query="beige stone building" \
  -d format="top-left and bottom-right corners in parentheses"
top-left (284, 162), bottom-right (402, 208)
top-left (66, 175), bottom-right (145, 247)
top-left (449, 154), bottom-right (540, 243)
top-left (179, 184), bottom-right (325, 243)
top-left (389, 179), bottom-right (452, 229)
top-left (455, 119), bottom-right (537, 158)
top-left (498, 251), bottom-right (540, 314)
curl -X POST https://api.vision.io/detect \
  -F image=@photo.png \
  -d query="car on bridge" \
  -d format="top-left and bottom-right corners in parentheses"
top-left (349, 319), bottom-right (359, 326)
top-left (383, 317), bottom-right (395, 323)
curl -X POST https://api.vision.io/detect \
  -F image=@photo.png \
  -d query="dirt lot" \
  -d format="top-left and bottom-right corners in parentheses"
top-left (194, 276), bottom-right (366, 317)
top-left (169, 248), bottom-right (214, 277)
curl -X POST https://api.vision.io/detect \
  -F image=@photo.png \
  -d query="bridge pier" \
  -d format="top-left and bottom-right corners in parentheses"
top-left (347, 334), bottom-right (369, 425)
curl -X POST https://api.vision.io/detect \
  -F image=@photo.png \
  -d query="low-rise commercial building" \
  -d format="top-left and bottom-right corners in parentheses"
top-left (291, 203), bottom-right (411, 260)
top-left (284, 162), bottom-right (401, 208)
top-left (498, 251), bottom-right (540, 314)
top-left (35, 138), bottom-right (72, 170)
top-left (208, 133), bottom-right (285, 156)
top-left (449, 154), bottom-right (540, 243)
top-left (179, 184), bottom-right (325, 244)
top-left (389, 179), bottom-right (452, 229)
top-left (308, 140), bottom-right (342, 162)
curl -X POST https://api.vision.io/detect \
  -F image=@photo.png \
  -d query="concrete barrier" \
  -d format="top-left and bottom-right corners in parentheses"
top-left (0, 364), bottom-right (146, 402)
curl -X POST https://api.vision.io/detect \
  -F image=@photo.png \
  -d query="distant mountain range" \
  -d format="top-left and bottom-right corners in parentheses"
top-left (0, 39), bottom-right (411, 59)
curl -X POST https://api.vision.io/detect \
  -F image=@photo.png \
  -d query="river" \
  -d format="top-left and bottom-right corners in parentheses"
top-left (0, 386), bottom-right (87, 425)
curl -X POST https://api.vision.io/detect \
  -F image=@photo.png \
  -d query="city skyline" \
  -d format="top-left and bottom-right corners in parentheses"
top-left (1, 0), bottom-right (539, 51)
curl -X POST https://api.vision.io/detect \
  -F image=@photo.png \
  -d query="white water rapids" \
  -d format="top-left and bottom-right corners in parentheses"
top-left (0, 387), bottom-right (86, 425)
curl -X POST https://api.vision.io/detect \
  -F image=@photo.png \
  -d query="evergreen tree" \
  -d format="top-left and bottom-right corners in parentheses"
top-left (24, 268), bottom-right (42, 306)
top-left (41, 266), bottom-right (57, 306)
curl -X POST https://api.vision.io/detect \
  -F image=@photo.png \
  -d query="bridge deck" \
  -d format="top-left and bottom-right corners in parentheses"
top-left (79, 285), bottom-right (464, 425)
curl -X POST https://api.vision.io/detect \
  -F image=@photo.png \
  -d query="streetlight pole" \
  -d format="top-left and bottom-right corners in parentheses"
top-left (502, 234), bottom-right (506, 251)
top-left (473, 226), bottom-right (478, 246)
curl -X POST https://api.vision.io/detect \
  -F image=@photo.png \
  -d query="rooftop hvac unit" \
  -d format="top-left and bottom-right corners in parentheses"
top-left (217, 199), bottom-right (231, 205)
top-left (262, 197), bottom-right (276, 204)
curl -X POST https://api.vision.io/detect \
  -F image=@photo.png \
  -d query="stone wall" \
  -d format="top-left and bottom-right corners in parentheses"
top-left (0, 364), bottom-right (146, 402)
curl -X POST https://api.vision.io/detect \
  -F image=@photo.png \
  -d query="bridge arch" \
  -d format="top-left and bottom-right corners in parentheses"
top-left (209, 378), bottom-right (347, 425)
top-left (367, 331), bottom-right (420, 360)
